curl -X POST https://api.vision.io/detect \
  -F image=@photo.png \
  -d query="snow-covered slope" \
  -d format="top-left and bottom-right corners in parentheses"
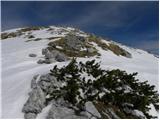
top-left (1, 26), bottom-right (158, 118)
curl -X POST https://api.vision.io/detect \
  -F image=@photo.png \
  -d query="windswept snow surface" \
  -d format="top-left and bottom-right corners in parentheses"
top-left (1, 27), bottom-right (159, 118)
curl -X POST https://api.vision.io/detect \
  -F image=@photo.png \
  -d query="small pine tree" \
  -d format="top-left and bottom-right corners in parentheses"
top-left (48, 58), bottom-right (158, 118)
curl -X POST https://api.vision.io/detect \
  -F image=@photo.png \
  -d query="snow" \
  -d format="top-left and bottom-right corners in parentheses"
top-left (80, 72), bottom-right (95, 82)
top-left (78, 88), bottom-right (84, 99)
top-left (99, 92), bottom-right (105, 98)
top-left (131, 109), bottom-right (146, 118)
top-left (1, 27), bottom-right (159, 118)
top-left (148, 104), bottom-right (159, 118)
top-left (122, 103), bottom-right (134, 108)
top-left (56, 46), bottom-right (63, 49)
top-left (103, 88), bottom-right (111, 93)
top-left (123, 85), bottom-right (132, 93)
top-left (1, 27), bottom-right (23, 33)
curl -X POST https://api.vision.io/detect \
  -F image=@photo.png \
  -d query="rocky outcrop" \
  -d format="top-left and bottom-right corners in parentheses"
top-left (22, 73), bottom-right (102, 119)
top-left (46, 99), bottom-right (86, 119)
top-left (43, 48), bottom-right (67, 62)
top-left (37, 48), bottom-right (68, 64)
top-left (37, 59), bottom-right (45, 64)
top-left (47, 33), bottom-right (100, 57)
top-left (22, 75), bottom-right (46, 119)
top-left (22, 86), bottom-right (46, 118)
top-left (22, 73), bottom-right (62, 118)
top-left (64, 33), bottom-right (86, 50)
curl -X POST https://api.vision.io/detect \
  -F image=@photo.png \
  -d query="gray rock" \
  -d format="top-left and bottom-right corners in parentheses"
top-left (37, 59), bottom-right (45, 64)
top-left (44, 58), bottom-right (51, 64)
top-left (38, 80), bottom-right (51, 91)
top-left (125, 52), bottom-right (132, 58)
top-left (22, 86), bottom-right (46, 117)
top-left (46, 100), bottom-right (88, 119)
top-left (37, 74), bottom-right (58, 93)
top-left (24, 113), bottom-right (37, 119)
top-left (39, 74), bottom-right (52, 82)
top-left (43, 49), bottom-right (57, 59)
top-left (55, 53), bottom-right (67, 62)
top-left (31, 75), bottom-right (40, 89)
top-left (48, 42), bottom-right (56, 48)
top-left (64, 33), bottom-right (86, 50)
top-left (42, 48), bottom-right (48, 55)
top-left (48, 58), bottom-right (56, 63)
top-left (87, 48), bottom-right (95, 53)
top-left (85, 101), bottom-right (101, 118)
top-left (28, 35), bottom-right (35, 39)
top-left (29, 53), bottom-right (37, 57)
top-left (41, 48), bottom-right (67, 63)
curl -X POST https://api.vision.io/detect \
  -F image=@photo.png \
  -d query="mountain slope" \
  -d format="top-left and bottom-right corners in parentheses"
top-left (1, 26), bottom-right (158, 118)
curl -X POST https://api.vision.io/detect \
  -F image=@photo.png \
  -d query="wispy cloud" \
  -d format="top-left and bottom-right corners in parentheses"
top-left (124, 31), bottom-right (159, 54)
top-left (65, 2), bottom-right (152, 29)
top-left (65, 2), bottom-right (128, 28)
top-left (1, 1), bottom-right (158, 54)
top-left (136, 40), bottom-right (158, 51)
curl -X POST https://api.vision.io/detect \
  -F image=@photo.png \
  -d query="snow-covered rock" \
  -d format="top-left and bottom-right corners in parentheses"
top-left (41, 48), bottom-right (67, 63)
top-left (22, 86), bottom-right (46, 118)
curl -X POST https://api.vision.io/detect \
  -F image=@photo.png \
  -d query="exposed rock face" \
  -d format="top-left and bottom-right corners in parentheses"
top-left (22, 73), bottom-right (61, 118)
top-left (22, 86), bottom-right (46, 118)
top-left (39, 48), bottom-right (67, 64)
top-left (85, 102), bottom-right (101, 118)
top-left (37, 48), bottom-right (67, 64)
top-left (22, 73), bottom-right (102, 119)
top-left (37, 59), bottom-right (45, 64)
top-left (47, 33), bottom-right (100, 57)
top-left (46, 103), bottom-right (89, 119)
top-left (46, 99), bottom-right (79, 119)
top-left (55, 52), bottom-right (67, 62)
top-left (24, 113), bottom-right (37, 119)
top-left (64, 33), bottom-right (86, 50)
top-left (22, 75), bottom-right (46, 118)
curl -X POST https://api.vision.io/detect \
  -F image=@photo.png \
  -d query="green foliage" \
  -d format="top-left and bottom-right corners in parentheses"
top-left (48, 58), bottom-right (158, 118)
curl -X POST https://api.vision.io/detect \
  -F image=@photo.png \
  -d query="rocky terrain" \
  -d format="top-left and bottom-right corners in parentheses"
top-left (1, 26), bottom-right (159, 119)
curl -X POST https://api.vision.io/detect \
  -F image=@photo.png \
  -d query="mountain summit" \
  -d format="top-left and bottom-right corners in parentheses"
top-left (1, 26), bottom-right (158, 119)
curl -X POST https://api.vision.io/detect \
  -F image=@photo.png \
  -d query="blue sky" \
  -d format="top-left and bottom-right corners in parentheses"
top-left (1, 1), bottom-right (159, 54)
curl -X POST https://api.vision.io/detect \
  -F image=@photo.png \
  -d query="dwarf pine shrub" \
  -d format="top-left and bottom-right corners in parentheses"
top-left (48, 58), bottom-right (158, 118)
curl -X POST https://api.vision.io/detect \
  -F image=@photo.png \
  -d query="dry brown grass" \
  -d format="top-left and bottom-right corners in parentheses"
top-left (19, 26), bottom-right (42, 32)
top-left (88, 35), bottom-right (131, 57)
top-left (1, 32), bottom-right (22, 40)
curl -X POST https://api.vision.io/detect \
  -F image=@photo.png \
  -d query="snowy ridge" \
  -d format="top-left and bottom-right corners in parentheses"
top-left (1, 26), bottom-right (158, 118)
